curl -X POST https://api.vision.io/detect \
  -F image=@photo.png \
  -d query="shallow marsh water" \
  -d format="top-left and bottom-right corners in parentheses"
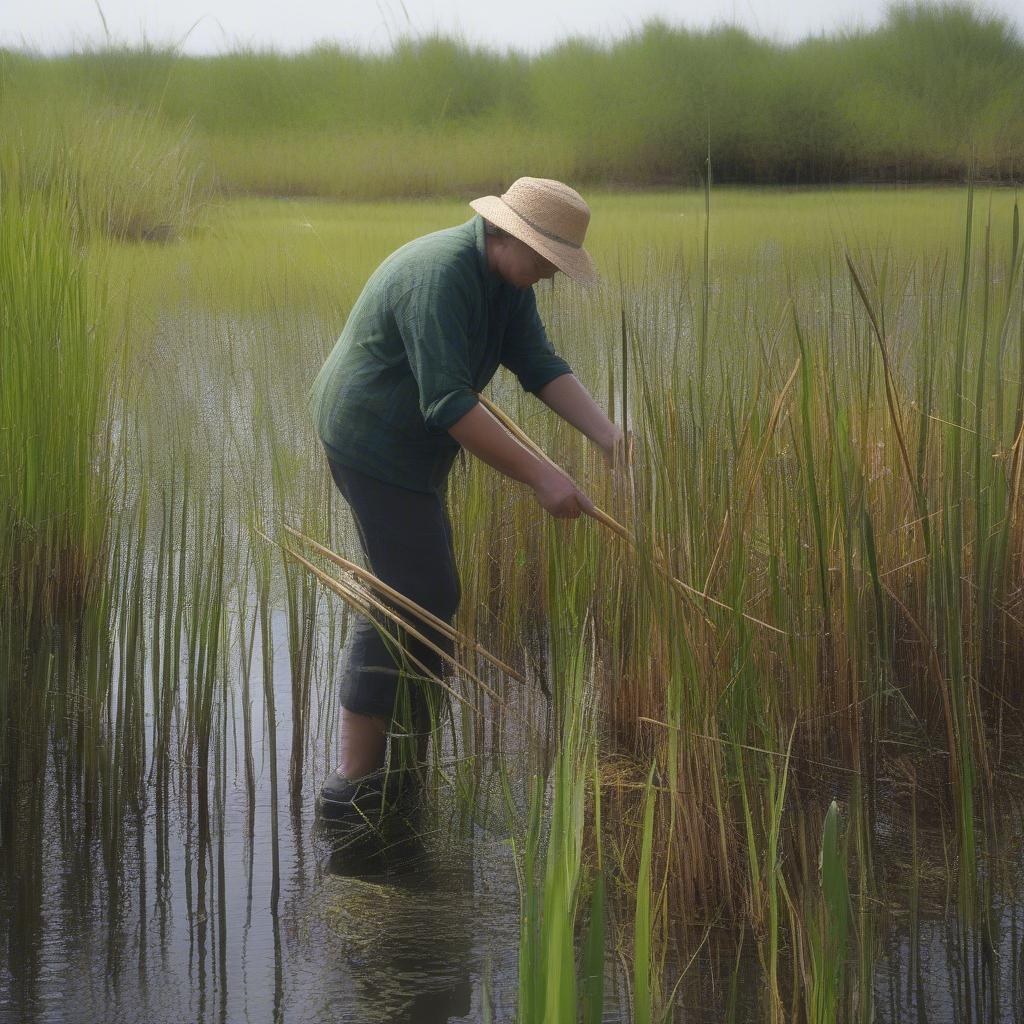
top-left (7, 684), bottom-right (1024, 1023)
top-left (4, 186), bottom-right (1024, 1023)
top-left (0, 612), bottom-right (534, 1023)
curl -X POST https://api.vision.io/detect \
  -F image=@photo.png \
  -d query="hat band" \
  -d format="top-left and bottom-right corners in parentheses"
top-left (501, 198), bottom-right (583, 251)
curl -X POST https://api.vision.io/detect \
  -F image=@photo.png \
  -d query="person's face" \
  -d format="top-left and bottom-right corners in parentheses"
top-left (489, 234), bottom-right (558, 289)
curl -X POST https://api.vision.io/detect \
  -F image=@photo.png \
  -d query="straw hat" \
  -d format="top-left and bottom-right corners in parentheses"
top-left (470, 177), bottom-right (598, 286)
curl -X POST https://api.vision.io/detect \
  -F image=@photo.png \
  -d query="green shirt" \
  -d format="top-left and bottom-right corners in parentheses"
top-left (309, 215), bottom-right (573, 493)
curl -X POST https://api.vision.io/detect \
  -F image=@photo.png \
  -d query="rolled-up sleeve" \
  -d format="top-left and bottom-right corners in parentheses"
top-left (394, 279), bottom-right (480, 433)
top-left (500, 287), bottom-right (573, 393)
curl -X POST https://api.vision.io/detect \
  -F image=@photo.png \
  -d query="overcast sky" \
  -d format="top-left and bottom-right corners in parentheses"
top-left (3, 0), bottom-right (1022, 55)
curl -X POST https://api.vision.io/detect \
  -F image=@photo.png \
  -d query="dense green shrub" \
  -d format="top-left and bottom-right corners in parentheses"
top-left (2, 3), bottom-right (1021, 196)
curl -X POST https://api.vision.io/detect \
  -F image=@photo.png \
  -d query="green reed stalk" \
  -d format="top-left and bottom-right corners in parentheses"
top-left (764, 731), bottom-right (794, 1024)
top-left (510, 515), bottom-right (605, 1023)
top-left (633, 761), bottom-right (657, 1024)
top-left (255, 540), bottom-right (281, 908)
top-left (581, 754), bottom-right (605, 1024)
top-left (515, 623), bottom-right (597, 1022)
top-left (805, 801), bottom-right (849, 1022)
top-left (946, 182), bottom-right (980, 915)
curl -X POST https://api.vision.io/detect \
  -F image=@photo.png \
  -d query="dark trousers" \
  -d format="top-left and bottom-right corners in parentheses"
top-left (326, 454), bottom-right (461, 720)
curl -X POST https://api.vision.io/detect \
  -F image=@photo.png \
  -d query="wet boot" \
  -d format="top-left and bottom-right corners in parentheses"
top-left (316, 765), bottom-right (422, 823)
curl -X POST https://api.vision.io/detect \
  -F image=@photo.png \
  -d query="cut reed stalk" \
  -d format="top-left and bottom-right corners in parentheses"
top-left (265, 533), bottom-right (495, 715)
top-left (283, 524), bottom-right (526, 684)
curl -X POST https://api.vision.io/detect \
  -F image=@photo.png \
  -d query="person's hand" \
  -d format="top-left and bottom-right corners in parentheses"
top-left (532, 464), bottom-right (596, 519)
top-left (603, 427), bottom-right (634, 471)
top-left (602, 426), bottom-right (635, 513)
top-left (606, 425), bottom-right (630, 468)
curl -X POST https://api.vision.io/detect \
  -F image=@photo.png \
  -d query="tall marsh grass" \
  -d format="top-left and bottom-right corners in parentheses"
top-left (0, 66), bottom-right (201, 240)
top-left (0, 180), bottom-right (112, 611)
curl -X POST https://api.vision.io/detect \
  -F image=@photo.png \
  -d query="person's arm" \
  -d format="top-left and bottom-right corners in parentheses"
top-left (447, 403), bottom-right (595, 519)
top-left (499, 290), bottom-right (623, 462)
top-left (537, 373), bottom-right (622, 459)
top-left (394, 276), bottom-right (594, 519)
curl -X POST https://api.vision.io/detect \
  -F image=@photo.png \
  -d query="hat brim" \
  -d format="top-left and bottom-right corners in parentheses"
top-left (469, 196), bottom-right (598, 287)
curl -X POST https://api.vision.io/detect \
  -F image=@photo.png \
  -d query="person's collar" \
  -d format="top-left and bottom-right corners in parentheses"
top-left (472, 214), bottom-right (504, 297)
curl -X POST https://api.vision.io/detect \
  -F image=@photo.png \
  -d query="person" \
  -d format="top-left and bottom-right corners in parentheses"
top-left (309, 176), bottom-right (623, 820)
